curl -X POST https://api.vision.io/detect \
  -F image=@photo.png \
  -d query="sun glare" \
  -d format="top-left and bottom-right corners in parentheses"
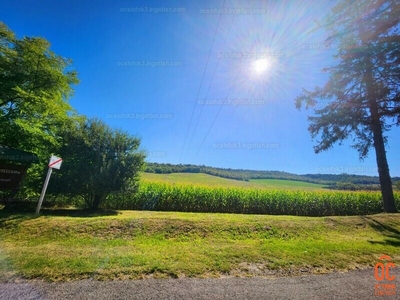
top-left (252, 58), bottom-right (271, 75)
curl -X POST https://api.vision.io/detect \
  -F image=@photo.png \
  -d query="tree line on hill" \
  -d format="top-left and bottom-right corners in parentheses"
top-left (144, 162), bottom-right (400, 191)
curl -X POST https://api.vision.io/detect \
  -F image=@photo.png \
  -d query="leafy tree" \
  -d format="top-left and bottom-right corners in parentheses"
top-left (0, 22), bottom-right (79, 195)
top-left (296, 0), bottom-right (399, 212)
top-left (49, 118), bottom-right (145, 210)
top-left (394, 181), bottom-right (400, 190)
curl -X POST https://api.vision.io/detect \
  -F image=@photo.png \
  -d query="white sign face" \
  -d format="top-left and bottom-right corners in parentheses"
top-left (48, 155), bottom-right (62, 169)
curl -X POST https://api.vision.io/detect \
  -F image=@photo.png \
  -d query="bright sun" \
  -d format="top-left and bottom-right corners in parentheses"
top-left (252, 58), bottom-right (271, 75)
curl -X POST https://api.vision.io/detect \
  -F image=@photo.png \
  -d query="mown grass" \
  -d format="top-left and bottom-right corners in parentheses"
top-left (142, 172), bottom-right (326, 190)
top-left (248, 178), bottom-right (326, 190)
top-left (0, 210), bottom-right (399, 281)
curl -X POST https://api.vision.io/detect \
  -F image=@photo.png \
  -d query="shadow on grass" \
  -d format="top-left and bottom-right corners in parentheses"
top-left (0, 207), bottom-right (119, 220)
top-left (363, 216), bottom-right (400, 247)
top-left (40, 208), bottom-right (119, 217)
top-left (0, 213), bottom-right (32, 229)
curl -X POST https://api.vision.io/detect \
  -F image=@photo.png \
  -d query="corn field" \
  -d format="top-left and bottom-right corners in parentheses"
top-left (103, 181), bottom-right (400, 216)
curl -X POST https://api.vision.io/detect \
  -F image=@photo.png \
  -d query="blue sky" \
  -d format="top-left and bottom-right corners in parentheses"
top-left (1, 0), bottom-right (399, 176)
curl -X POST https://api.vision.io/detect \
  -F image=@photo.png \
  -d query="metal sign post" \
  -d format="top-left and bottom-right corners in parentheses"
top-left (35, 155), bottom-right (62, 215)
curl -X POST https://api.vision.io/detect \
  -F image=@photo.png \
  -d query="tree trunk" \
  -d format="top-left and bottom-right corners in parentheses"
top-left (92, 194), bottom-right (102, 211)
top-left (370, 121), bottom-right (398, 212)
top-left (365, 55), bottom-right (398, 213)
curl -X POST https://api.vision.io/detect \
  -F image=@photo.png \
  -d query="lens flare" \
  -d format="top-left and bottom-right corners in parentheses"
top-left (252, 58), bottom-right (271, 75)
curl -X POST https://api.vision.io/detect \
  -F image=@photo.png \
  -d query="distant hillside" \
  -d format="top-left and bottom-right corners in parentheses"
top-left (144, 162), bottom-right (400, 191)
top-left (142, 172), bottom-right (326, 191)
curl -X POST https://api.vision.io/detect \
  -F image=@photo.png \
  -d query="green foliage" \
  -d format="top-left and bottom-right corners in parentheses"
top-left (103, 181), bottom-right (400, 216)
top-left (0, 22), bottom-right (80, 195)
top-left (326, 182), bottom-right (381, 191)
top-left (295, 1), bottom-right (400, 212)
top-left (48, 118), bottom-right (145, 210)
top-left (295, 1), bottom-right (400, 158)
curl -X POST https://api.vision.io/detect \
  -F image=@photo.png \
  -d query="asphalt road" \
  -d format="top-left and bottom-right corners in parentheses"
top-left (0, 268), bottom-right (397, 300)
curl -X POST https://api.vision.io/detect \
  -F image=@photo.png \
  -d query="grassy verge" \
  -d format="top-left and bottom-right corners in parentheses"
top-left (0, 209), bottom-right (399, 281)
